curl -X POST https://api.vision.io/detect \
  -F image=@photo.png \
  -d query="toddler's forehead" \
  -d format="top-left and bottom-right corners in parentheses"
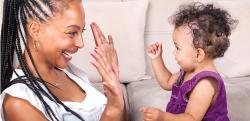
top-left (174, 26), bottom-right (194, 42)
top-left (176, 25), bottom-right (193, 34)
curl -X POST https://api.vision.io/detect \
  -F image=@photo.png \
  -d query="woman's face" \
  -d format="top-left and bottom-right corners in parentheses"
top-left (35, 1), bottom-right (85, 69)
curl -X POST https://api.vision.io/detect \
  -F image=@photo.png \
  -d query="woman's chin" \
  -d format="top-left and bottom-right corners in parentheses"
top-left (56, 61), bottom-right (70, 69)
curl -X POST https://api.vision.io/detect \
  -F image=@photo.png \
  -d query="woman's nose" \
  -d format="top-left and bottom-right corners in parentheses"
top-left (173, 50), bottom-right (176, 55)
top-left (75, 35), bottom-right (84, 48)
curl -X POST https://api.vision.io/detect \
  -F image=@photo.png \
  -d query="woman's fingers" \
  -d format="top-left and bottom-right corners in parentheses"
top-left (108, 35), bottom-right (114, 48)
top-left (90, 49), bottom-right (113, 75)
top-left (91, 22), bottom-right (109, 47)
top-left (91, 23), bottom-right (103, 46)
top-left (94, 23), bottom-right (107, 42)
top-left (95, 48), bottom-right (113, 72)
top-left (90, 59), bottom-right (110, 81)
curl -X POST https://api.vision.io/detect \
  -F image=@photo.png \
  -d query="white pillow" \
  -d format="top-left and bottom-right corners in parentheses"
top-left (71, 0), bottom-right (149, 82)
top-left (214, 1), bottom-right (250, 78)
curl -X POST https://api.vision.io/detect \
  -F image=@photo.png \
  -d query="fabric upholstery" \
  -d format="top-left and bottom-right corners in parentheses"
top-left (71, 0), bottom-right (149, 83)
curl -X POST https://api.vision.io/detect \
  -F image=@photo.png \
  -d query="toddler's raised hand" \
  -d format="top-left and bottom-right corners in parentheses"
top-left (147, 42), bottom-right (162, 60)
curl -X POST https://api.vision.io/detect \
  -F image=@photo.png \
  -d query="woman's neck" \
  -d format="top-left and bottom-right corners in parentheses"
top-left (23, 50), bottom-right (58, 77)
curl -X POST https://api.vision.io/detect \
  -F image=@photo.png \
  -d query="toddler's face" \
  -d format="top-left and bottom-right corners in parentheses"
top-left (172, 25), bottom-right (198, 72)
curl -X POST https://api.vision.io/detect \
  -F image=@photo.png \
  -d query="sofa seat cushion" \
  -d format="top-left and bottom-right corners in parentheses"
top-left (225, 76), bottom-right (250, 121)
top-left (126, 79), bottom-right (171, 121)
top-left (127, 77), bottom-right (250, 121)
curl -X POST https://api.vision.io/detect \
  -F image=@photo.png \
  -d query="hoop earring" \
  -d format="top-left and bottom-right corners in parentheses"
top-left (34, 40), bottom-right (40, 51)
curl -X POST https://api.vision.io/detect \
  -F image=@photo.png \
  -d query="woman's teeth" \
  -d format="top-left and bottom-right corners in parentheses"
top-left (63, 51), bottom-right (73, 58)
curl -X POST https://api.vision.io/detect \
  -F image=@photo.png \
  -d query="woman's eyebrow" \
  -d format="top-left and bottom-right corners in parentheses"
top-left (66, 25), bottom-right (80, 29)
top-left (66, 25), bottom-right (86, 32)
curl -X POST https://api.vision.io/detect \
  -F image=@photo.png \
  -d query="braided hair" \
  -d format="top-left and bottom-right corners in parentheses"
top-left (1, 0), bottom-right (84, 120)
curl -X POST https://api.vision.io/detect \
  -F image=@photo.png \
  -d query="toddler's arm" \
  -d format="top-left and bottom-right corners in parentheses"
top-left (147, 42), bottom-right (179, 90)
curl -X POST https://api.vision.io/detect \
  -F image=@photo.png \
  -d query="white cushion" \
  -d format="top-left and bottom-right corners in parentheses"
top-left (213, 1), bottom-right (250, 78)
top-left (126, 79), bottom-right (171, 121)
top-left (71, 0), bottom-right (149, 82)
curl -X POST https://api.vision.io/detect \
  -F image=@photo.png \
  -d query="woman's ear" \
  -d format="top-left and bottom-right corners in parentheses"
top-left (196, 48), bottom-right (206, 62)
top-left (27, 20), bottom-right (40, 40)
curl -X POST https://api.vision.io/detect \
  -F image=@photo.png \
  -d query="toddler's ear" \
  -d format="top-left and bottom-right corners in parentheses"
top-left (196, 48), bottom-right (205, 62)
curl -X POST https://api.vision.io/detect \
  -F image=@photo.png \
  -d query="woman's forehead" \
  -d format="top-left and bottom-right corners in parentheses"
top-left (46, 2), bottom-right (85, 27)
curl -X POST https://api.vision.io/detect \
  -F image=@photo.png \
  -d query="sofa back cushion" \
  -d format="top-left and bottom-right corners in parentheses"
top-left (71, 0), bottom-right (149, 82)
top-left (214, 1), bottom-right (250, 78)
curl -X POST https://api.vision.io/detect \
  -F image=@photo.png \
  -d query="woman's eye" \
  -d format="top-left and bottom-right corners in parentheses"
top-left (68, 32), bottom-right (78, 37)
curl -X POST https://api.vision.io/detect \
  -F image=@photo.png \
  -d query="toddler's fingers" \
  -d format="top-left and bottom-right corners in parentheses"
top-left (152, 44), bottom-right (159, 51)
top-left (139, 107), bottom-right (146, 113)
top-left (147, 46), bottom-right (153, 52)
top-left (148, 46), bottom-right (155, 54)
top-left (159, 42), bottom-right (163, 50)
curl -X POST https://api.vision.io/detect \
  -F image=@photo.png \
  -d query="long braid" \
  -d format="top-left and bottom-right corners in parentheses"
top-left (1, 0), bottom-right (85, 121)
top-left (1, 0), bottom-right (16, 90)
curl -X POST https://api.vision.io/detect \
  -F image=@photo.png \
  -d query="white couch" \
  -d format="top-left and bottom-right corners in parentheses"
top-left (1, 0), bottom-right (250, 121)
top-left (76, 0), bottom-right (250, 121)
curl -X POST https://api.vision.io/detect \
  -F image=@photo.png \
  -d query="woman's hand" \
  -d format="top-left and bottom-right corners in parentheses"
top-left (147, 42), bottom-right (163, 60)
top-left (90, 22), bottom-right (125, 121)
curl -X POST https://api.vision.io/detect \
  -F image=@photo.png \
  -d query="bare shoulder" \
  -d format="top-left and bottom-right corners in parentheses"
top-left (3, 94), bottom-right (48, 121)
top-left (184, 78), bottom-right (218, 120)
top-left (190, 77), bottom-right (218, 101)
top-left (196, 77), bottom-right (218, 93)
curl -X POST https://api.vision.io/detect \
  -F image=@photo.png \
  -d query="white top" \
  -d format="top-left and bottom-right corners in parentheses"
top-left (0, 68), bottom-right (107, 121)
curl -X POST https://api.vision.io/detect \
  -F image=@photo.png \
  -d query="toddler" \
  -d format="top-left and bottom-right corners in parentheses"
top-left (141, 2), bottom-right (237, 121)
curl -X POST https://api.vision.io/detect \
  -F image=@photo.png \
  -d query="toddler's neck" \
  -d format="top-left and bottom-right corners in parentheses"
top-left (184, 59), bottom-right (217, 83)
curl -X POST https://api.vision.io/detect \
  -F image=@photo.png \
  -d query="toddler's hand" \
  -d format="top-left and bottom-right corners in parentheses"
top-left (147, 42), bottom-right (162, 60)
top-left (140, 107), bottom-right (165, 121)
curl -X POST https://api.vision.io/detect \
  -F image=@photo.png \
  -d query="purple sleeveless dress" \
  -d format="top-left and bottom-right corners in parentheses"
top-left (166, 70), bottom-right (229, 121)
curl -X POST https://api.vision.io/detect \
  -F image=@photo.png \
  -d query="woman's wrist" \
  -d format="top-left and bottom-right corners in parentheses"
top-left (101, 100), bottom-right (125, 121)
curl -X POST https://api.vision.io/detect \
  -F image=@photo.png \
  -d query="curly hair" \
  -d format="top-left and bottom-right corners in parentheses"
top-left (170, 2), bottom-right (238, 59)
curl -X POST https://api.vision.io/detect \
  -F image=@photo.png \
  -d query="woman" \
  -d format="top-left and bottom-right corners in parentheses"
top-left (0, 0), bottom-right (125, 121)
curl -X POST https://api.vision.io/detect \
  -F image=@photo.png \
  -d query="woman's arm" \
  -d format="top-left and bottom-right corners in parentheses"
top-left (90, 22), bottom-right (126, 121)
top-left (3, 94), bottom-right (48, 121)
